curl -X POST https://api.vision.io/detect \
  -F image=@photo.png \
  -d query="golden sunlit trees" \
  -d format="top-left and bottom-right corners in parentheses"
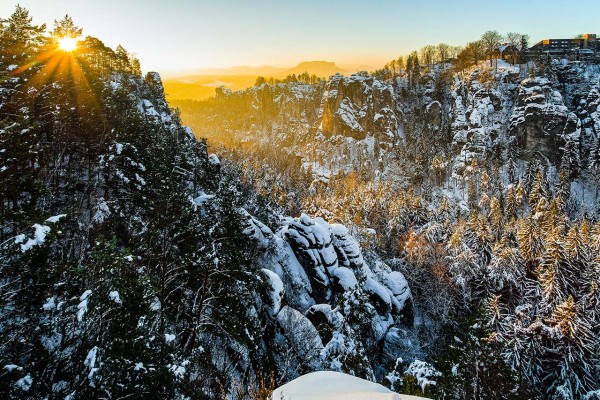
top-left (115, 44), bottom-right (131, 71)
top-left (436, 43), bottom-right (451, 70)
top-left (455, 40), bottom-right (486, 73)
top-left (419, 45), bottom-right (436, 70)
top-left (0, 5), bottom-right (46, 57)
top-left (51, 14), bottom-right (82, 39)
top-left (480, 30), bottom-right (503, 67)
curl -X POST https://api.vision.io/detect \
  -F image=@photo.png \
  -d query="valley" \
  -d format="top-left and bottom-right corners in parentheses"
top-left (1, 3), bottom-right (600, 399)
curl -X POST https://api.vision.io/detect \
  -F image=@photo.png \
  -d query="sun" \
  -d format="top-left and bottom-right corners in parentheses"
top-left (58, 37), bottom-right (78, 52)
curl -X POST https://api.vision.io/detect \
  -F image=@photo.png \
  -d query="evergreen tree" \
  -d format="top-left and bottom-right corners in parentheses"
top-left (51, 14), bottom-right (82, 38)
top-left (528, 169), bottom-right (547, 210)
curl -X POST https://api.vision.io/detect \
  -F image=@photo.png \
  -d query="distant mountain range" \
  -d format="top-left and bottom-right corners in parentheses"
top-left (279, 61), bottom-right (348, 77)
top-left (162, 61), bottom-right (352, 101)
top-left (164, 61), bottom-right (349, 79)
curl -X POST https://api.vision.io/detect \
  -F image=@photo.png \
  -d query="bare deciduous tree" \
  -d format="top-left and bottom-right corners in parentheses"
top-left (480, 30), bottom-right (503, 66)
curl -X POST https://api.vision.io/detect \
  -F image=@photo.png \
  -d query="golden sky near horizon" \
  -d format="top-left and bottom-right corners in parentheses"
top-left (2, 0), bottom-right (599, 73)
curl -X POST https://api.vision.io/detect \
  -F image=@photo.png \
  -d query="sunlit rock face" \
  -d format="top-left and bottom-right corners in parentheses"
top-left (320, 73), bottom-right (400, 148)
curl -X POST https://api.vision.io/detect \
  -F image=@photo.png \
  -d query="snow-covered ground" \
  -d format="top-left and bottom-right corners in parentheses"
top-left (272, 371), bottom-right (428, 400)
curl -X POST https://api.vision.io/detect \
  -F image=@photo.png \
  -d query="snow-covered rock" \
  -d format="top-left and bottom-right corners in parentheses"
top-left (250, 213), bottom-right (413, 364)
top-left (508, 77), bottom-right (572, 162)
top-left (321, 72), bottom-right (400, 148)
top-left (261, 268), bottom-right (284, 316)
top-left (272, 371), bottom-right (429, 400)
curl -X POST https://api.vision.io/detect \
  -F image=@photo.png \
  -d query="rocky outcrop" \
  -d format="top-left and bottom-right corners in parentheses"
top-left (508, 77), bottom-right (573, 163)
top-left (320, 73), bottom-right (400, 148)
top-left (245, 213), bottom-right (413, 347)
top-left (577, 84), bottom-right (600, 154)
top-left (450, 62), bottom-right (598, 172)
top-left (450, 67), bottom-right (512, 174)
top-left (550, 61), bottom-right (595, 107)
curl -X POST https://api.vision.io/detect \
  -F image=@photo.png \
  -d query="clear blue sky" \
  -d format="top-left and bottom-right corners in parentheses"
top-left (2, 0), bottom-right (599, 72)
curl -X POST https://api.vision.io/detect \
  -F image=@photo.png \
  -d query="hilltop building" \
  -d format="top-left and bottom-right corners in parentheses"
top-left (529, 33), bottom-right (598, 60)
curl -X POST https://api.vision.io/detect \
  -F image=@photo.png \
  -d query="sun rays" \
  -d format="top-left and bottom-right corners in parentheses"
top-left (10, 37), bottom-right (102, 123)
top-left (58, 37), bottom-right (79, 52)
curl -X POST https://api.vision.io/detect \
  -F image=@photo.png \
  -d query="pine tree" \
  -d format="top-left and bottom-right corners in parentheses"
top-left (0, 5), bottom-right (46, 59)
top-left (505, 186), bottom-right (517, 221)
top-left (488, 197), bottom-right (502, 240)
top-left (543, 295), bottom-right (597, 398)
top-left (507, 158), bottom-right (517, 185)
top-left (559, 140), bottom-right (580, 181)
top-left (528, 169), bottom-right (547, 210)
top-left (115, 45), bottom-right (131, 72)
top-left (539, 229), bottom-right (576, 307)
top-left (130, 55), bottom-right (142, 76)
top-left (51, 14), bottom-right (82, 39)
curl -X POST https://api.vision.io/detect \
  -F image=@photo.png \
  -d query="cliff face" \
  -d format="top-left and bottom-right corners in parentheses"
top-left (508, 77), bottom-right (573, 163)
top-left (320, 73), bottom-right (400, 149)
top-left (179, 61), bottom-right (600, 186)
top-left (246, 213), bottom-right (413, 351)
top-left (449, 61), bottom-right (600, 173)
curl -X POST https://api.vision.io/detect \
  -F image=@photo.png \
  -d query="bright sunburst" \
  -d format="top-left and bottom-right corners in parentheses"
top-left (58, 37), bottom-right (78, 52)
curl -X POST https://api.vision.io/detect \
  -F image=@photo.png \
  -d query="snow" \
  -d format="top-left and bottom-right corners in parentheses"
top-left (208, 153), bottom-right (220, 166)
top-left (108, 290), bottom-right (122, 304)
top-left (150, 297), bottom-right (161, 311)
top-left (16, 374), bottom-right (33, 391)
top-left (385, 271), bottom-right (411, 309)
top-left (77, 290), bottom-right (92, 322)
top-left (168, 360), bottom-right (189, 380)
top-left (365, 277), bottom-right (392, 307)
top-left (372, 313), bottom-right (394, 341)
top-left (135, 173), bottom-right (146, 185)
top-left (337, 98), bottom-right (364, 133)
top-left (332, 266), bottom-right (358, 289)
top-left (3, 364), bottom-right (23, 372)
top-left (385, 271), bottom-right (409, 296)
top-left (41, 331), bottom-right (61, 353)
top-left (272, 371), bottom-right (428, 400)
top-left (451, 364), bottom-right (459, 376)
top-left (165, 333), bottom-right (176, 343)
top-left (42, 296), bottom-right (56, 311)
top-left (241, 210), bottom-right (273, 248)
top-left (331, 223), bottom-right (364, 268)
top-left (193, 192), bottom-right (215, 206)
top-left (45, 214), bottom-right (66, 223)
top-left (16, 224), bottom-right (51, 252)
top-left (261, 268), bottom-right (284, 316)
top-left (84, 346), bottom-right (99, 383)
top-left (405, 360), bottom-right (442, 392)
top-left (93, 201), bottom-right (110, 223)
top-left (277, 237), bottom-right (314, 310)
